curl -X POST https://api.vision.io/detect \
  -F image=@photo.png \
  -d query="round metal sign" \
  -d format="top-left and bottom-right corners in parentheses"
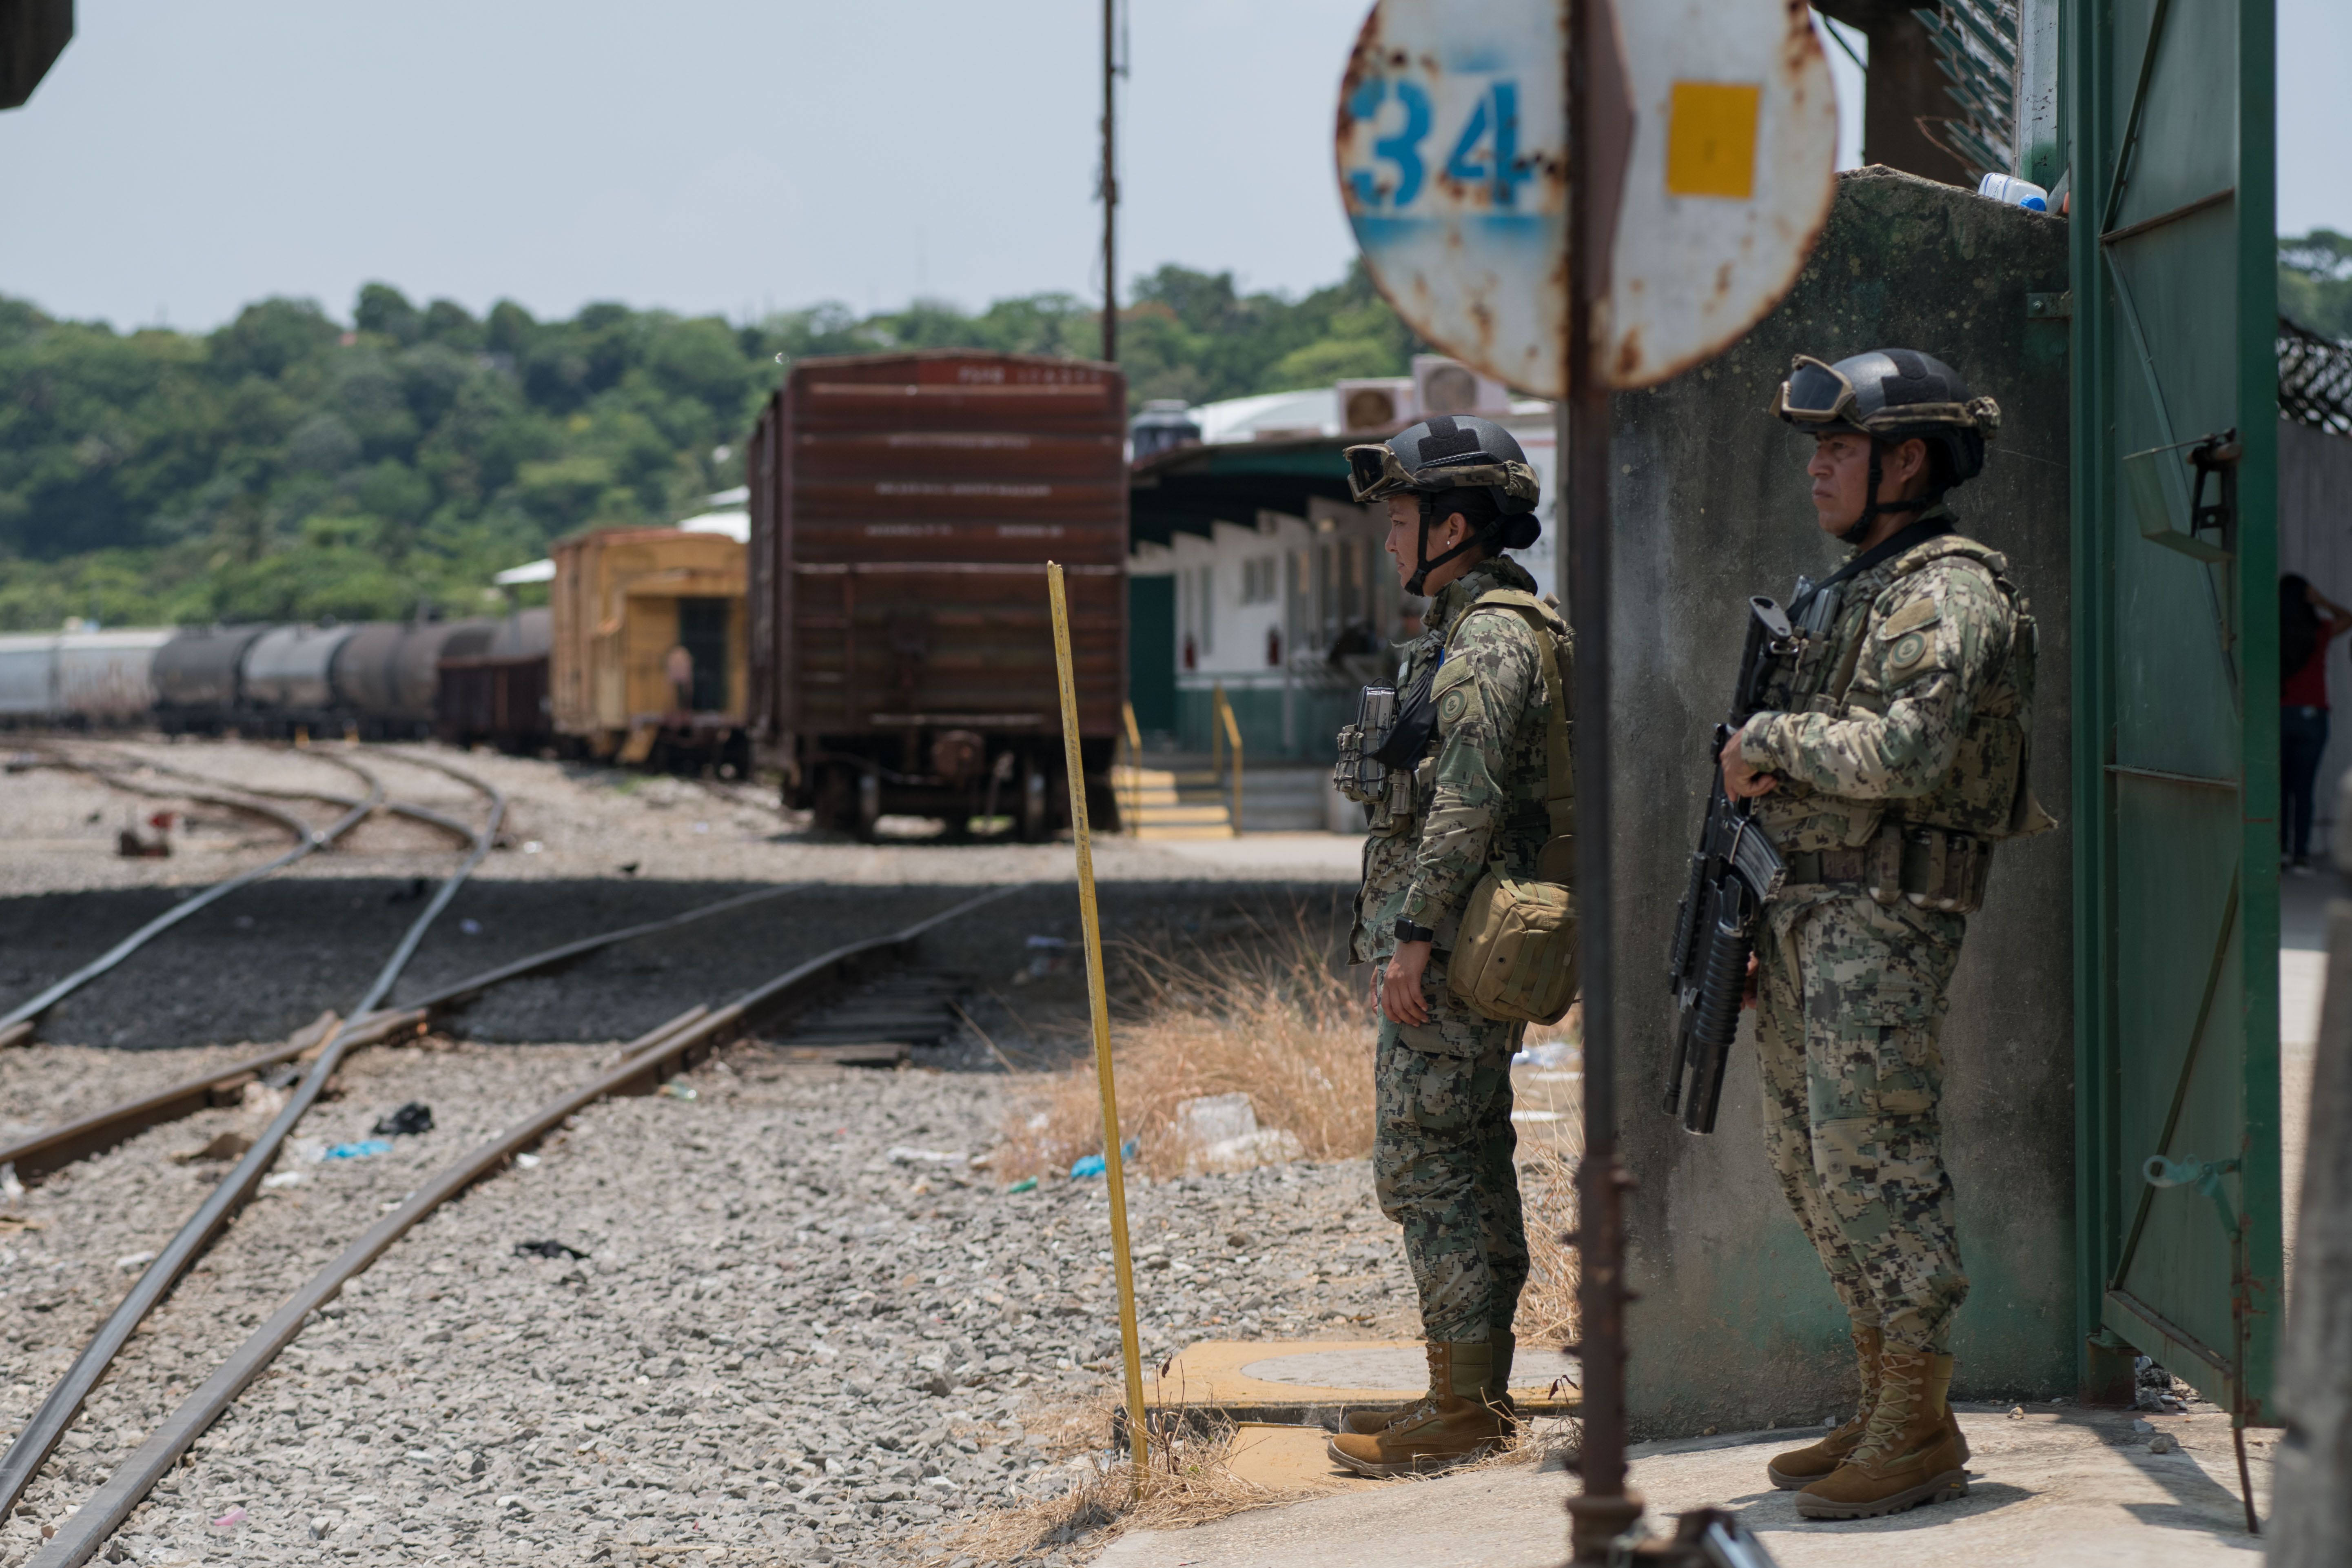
top-left (1335, 0), bottom-right (1838, 394)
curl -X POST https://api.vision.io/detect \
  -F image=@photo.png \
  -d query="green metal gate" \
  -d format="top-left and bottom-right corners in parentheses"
top-left (2068, 0), bottom-right (2281, 1422)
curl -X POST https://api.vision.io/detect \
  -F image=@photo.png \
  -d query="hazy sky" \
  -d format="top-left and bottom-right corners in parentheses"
top-left (0, 1), bottom-right (2339, 333)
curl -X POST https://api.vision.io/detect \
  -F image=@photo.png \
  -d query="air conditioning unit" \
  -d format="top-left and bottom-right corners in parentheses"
top-left (1337, 377), bottom-right (1415, 435)
top-left (1412, 355), bottom-right (1510, 418)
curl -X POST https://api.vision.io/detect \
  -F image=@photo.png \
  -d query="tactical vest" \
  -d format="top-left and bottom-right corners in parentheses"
top-left (1756, 534), bottom-right (2055, 856)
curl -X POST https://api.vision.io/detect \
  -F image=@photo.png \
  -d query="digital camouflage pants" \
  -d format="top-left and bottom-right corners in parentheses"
top-left (1372, 957), bottom-right (1529, 1344)
top-left (1753, 887), bottom-right (1971, 1354)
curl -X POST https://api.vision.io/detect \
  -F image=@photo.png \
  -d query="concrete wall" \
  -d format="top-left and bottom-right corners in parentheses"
top-left (2277, 418), bottom-right (2352, 853)
top-left (1607, 166), bottom-right (2077, 1433)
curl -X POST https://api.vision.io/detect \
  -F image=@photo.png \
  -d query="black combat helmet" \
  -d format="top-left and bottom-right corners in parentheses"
top-left (1772, 348), bottom-right (2002, 542)
top-left (1343, 414), bottom-right (1542, 594)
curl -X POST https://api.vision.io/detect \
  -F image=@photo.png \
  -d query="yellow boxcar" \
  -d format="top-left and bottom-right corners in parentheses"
top-left (549, 527), bottom-right (749, 766)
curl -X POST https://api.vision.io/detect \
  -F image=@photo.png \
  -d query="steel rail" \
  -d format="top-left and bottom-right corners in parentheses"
top-left (0, 880), bottom-right (815, 1183)
top-left (104, 745), bottom-right (479, 843)
top-left (24, 881), bottom-right (1024, 1568)
top-left (0, 760), bottom-right (383, 1036)
top-left (31, 749), bottom-right (329, 845)
top-left (0, 761), bottom-right (505, 1522)
top-left (0, 1009), bottom-right (427, 1185)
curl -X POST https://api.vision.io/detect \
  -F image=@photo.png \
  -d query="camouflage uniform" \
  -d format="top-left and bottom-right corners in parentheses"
top-left (1737, 510), bottom-right (2041, 1355)
top-left (1350, 555), bottom-right (1563, 1344)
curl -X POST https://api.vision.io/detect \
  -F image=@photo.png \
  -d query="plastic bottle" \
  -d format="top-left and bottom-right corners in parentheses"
top-left (1977, 173), bottom-right (2049, 212)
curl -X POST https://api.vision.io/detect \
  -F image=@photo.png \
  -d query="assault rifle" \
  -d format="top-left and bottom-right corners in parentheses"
top-left (1663, 596), bottom-right (1796, 1133)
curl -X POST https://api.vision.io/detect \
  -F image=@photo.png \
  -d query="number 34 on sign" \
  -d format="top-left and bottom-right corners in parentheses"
top-left (1334, 0), bottom-right (1838, 395)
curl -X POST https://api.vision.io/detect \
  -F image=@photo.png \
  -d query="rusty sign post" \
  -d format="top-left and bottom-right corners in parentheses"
top-left (1336, 2), bottom-right (1835, 1559)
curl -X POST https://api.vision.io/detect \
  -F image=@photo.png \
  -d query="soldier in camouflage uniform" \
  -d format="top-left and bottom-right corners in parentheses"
top-left (1319, 415), bottom-right (1572, 1477)
top-left (1721, 349), bottom-right (2048, 1520)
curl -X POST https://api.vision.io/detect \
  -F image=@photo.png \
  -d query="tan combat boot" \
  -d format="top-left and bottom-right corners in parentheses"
top-left (1796, 1349), bottom-right (1969, 1519)
top-left (1327, 1342), bottom-right (1513, 1477)
top-left (1766, 1324), bottom-right (1882, 1489)
top-left (1341, 1328), bottom-right (1518, 1435)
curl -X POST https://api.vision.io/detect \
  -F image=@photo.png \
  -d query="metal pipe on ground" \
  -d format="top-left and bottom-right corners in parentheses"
top-left (22, 881), bottom-right (1024, 1568)
top-left (0, 880), bottom-right (816, 1184)
top-left (0, 762), bottom-right (504, 1522)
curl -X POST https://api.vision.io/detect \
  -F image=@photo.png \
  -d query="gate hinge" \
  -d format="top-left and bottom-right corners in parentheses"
top-left (2027, 291), bottom-right (2073, 320)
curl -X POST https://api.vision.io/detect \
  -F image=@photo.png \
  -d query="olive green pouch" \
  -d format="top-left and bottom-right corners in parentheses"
top-left (1444, 591), bottom-right (1581, 1025)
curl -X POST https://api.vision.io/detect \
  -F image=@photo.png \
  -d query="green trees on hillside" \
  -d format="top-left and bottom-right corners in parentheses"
top-left (2282, 230), bottom-right (2352, 341)
top-left (0, 267), bottom-right (1420, 631)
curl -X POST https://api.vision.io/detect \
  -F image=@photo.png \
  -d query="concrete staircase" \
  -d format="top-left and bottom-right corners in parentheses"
top-left (1113, 763), bottom-right (1234, 839)
top-left (1113, 759), bottom-right (1347, 837)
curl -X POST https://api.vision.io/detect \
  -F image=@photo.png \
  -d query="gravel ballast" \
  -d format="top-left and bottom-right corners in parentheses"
top-left (1, 1036), bottom-right (1419, 1566)
top-left (0, 736), bottom-right (1406, 1566)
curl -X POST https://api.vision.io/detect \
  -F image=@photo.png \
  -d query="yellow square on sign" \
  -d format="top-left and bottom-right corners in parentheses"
top-left (1665, 80), bottom-right (1762, 200)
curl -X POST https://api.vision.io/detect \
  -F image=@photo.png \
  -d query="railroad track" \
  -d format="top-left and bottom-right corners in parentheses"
top-left (0, 747), bottom-right (506, 1536)
top-left (0, 875), bottom-right (1023, 1566)
top-left (0, 741), bottom-right (486, 1048)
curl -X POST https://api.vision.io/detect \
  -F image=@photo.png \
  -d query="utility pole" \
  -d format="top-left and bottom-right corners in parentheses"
top-left (1100, 0), bottom-right (1118, 364)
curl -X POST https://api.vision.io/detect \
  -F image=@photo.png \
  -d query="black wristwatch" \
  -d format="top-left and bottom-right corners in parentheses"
top-left (1395, 918), bottom-right (1435, 945)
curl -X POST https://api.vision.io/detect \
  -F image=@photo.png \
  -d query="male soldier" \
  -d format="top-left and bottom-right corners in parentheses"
top-left (1321, 415), bottom-right (1568, 1477)
top-left (1722, 349), bottom-right (2044, 1519)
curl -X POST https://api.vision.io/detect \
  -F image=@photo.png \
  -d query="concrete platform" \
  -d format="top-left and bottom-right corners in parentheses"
top-left (1149, 1340), bottom-right (1579, 1431)
top-left (1094, 1406), bottom-right (2272, 1568)
top-left (1223, 1424), bottom-right (1384, 1494)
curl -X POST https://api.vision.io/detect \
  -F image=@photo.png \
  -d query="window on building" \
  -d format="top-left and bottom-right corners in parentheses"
top-left (1240, 556), bottom-right (1278, 605)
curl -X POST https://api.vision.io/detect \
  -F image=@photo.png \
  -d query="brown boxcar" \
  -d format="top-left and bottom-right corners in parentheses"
top-left (549, 528), bottom-right (749, 768)
top-left (436, 609), bottom-right (554, 749)
top-left (747, 351), bottom-right (1126, 837)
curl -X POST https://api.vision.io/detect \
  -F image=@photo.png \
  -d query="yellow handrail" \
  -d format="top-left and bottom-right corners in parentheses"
top-left (1120, 700), bottom-right (1143, 836)
top-left (1212, 685), bottom-right (1244, 838)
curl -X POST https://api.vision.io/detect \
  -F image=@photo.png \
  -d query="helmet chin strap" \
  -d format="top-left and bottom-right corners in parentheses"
top-left (1403, 495), bottom-right (1483, 596)
top-left (1838, 438), bottom-right (1929, 546)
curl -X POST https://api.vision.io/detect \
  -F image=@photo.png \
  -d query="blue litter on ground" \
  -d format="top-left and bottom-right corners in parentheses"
top-left (1069, 1140), bottom-right (1141, 1179)
top-left (323, 1139), bottom-right (394, 1161)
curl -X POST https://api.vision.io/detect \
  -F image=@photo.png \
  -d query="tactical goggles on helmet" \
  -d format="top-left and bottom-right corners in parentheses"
top-left (1773, 355), bottom-right (1862, 427)
top-left (1343, 443), bottom-right (1541, 511)
top-left (1771, 355), bottom-right (2003, 437)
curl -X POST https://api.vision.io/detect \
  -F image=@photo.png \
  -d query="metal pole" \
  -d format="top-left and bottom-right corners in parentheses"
top-left (1100, 0), bottom-right (1118, 364)
top-left (1562, 0), bottom-right (1642, 1557)
top-left (1048, 562), bottom-right (1151, 1492)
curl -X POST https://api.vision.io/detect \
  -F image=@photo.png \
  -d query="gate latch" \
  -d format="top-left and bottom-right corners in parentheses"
top-left (2123, 428), bottom-right (2240, 564)
top-left (2186, 430), bottom-right (2242, 553)
top-left (2143, 1153), bottom-right (2242, 1242)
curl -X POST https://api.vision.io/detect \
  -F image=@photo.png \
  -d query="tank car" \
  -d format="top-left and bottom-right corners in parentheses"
top-left (55, 630), bottom-right (174, 721)
top-left (330, 618), bottom-right (506, 736)
top-left (151, 626), bottom-right (269, 731)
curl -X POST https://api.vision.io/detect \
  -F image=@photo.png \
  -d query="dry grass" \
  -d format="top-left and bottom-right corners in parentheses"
top-left (1516, 1137), bottom-right (1585, 1352)
top-left (991, 912), bottom-right (1586, 1348)
top-left (992, 912), bottom-right (1374, 1184)
top-left (932, 1387), bottom-right (1332, 1566)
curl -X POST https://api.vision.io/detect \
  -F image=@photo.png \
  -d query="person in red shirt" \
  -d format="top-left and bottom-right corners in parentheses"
top-left (2280, 573), bottom-right (2350, 871)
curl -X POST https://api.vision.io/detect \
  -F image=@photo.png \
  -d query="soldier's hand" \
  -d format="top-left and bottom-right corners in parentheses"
top-left (1742, 951), bottom-right (1760, 1010)
top-left (1382, 941), bottom-right (1434, 1026)
top-left (1720, 730), bottom-right (1777, 799)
